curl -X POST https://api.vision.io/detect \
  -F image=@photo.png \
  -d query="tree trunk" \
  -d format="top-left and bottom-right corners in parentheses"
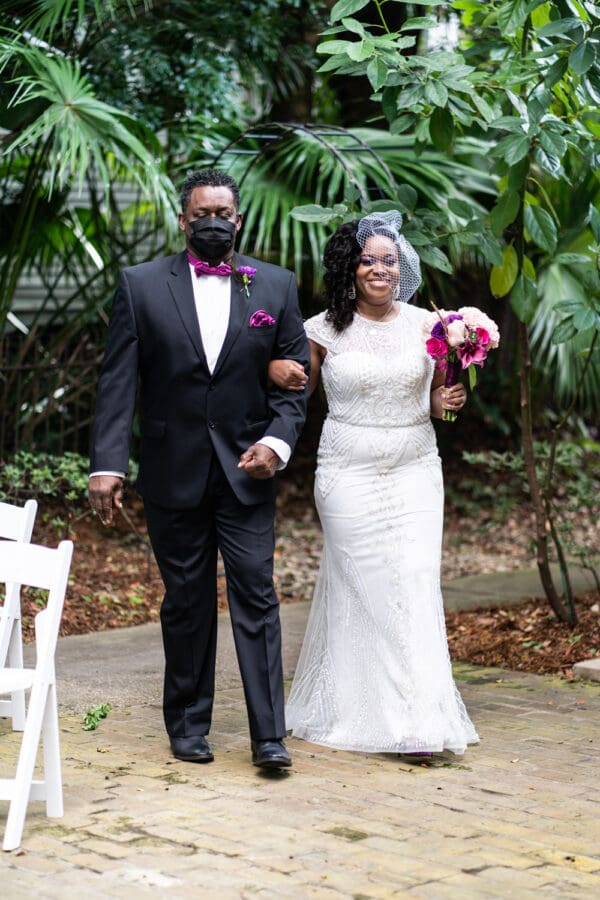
top-left (518, 322), bottom-right (570, 622)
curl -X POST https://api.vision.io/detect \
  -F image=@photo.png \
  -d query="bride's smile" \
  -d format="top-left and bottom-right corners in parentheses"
top-left (355, 234), bottom-right (401, 312)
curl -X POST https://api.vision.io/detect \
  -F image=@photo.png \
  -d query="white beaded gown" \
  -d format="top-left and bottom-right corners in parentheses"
top-left (285, 305), bottom-right (479, 754)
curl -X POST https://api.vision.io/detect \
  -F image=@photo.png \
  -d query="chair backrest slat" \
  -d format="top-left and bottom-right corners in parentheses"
top-left (0, 541), bottom-right (71, 592)
top-left (0, 540), bottom-right (73, 667)
top-left (0, 500), bottom-right (37, 543)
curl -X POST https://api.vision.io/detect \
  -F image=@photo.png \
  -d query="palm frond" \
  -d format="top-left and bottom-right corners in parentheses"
top-left (531, 262), bottom-right (600, 413)
top-left (3, 0), bottom-right (150, 42)
top-left (2, 40), bottom-right (176, 228)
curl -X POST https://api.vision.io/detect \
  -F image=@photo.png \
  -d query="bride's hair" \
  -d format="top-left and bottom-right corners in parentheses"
top-left (323, 220), bottom-right (361, 332)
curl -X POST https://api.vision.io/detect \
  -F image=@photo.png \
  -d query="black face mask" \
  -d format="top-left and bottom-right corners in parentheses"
top-left (189, 217), bottom-right (236, 261)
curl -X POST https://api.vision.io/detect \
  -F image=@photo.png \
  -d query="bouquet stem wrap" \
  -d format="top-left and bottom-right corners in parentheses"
top-left (442, 358), bottom-right (462, 421)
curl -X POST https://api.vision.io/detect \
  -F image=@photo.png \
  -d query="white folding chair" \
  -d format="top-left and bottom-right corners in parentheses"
top-left (0, 499), bottom-right (38, 730)
top-left (0, 538), bottom-right (73, 852)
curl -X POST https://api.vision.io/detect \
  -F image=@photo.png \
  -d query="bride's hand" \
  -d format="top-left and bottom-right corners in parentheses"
top-left (268, 359), bottom-right (308, 390)
top-left (440, 383), bottom-right (467, 412)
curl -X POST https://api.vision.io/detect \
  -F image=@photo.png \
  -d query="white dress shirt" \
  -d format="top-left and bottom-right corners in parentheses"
top-left (91, 261), bottom-right (290, 478)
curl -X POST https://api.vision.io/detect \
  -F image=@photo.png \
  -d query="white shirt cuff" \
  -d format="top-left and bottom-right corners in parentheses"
top-left (257, 437), bottom-right (291, 471)
top-left (89, 471), bottom-right (125, 479)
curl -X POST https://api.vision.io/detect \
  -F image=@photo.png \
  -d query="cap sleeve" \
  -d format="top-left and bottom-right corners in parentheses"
top-left (304, 311), bottom-right (334, 350)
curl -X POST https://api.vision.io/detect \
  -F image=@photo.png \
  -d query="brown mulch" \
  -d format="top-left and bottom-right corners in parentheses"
top-left (15, 481), bottom-right (600, 681)
top-left (446, 594), bottom-right (600, 679)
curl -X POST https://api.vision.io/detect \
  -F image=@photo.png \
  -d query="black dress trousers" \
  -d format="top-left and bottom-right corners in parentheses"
top-left (143, 455), bottom-right (286, 741)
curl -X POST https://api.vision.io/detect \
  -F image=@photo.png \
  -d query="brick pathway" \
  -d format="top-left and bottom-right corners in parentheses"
top-left (2, 658), bottom-right (600, 898)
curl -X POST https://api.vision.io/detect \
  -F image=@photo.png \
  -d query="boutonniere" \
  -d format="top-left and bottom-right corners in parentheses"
top-left (237, 265), bottom-right (257, 298)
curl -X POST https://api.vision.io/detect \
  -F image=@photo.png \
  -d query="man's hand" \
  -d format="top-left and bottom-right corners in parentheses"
top-left (88, 475), bottom-right (124, 526)
top-left (237, 444), bottom-right (279, 480)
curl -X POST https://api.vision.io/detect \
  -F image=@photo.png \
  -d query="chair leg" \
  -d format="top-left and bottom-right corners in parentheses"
top-left (7, 621), bottom-right (26, 731)
top-left (3, 683), bottom-right (48, 852)
top-left (41, 683), bottom-right (63, 818)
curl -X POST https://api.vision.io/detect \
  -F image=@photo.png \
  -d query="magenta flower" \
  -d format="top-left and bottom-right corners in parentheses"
top-left (237, 265), bottom-right (257, 297)
top-left (475, 326), bottom-right (491, 347)
top-left (426, 337), bottom-right (448, 359)
top-left (457, 343), bottom-right (488, 367)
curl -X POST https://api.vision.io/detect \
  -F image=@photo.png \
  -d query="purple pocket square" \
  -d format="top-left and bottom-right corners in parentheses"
top-left (249, 310), bottom-right (276, 327)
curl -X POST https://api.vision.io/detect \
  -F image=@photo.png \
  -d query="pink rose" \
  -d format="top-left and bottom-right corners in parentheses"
top-left (474, 326), bottom-right (490, 346)
top-left (425, 337), bottom-right (448, 359)
top-left (447, 319), bottom-right (468, 347)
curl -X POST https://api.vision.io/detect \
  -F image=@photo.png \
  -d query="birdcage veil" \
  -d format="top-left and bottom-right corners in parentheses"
top-left (356, 211), bottom-right (422, 303)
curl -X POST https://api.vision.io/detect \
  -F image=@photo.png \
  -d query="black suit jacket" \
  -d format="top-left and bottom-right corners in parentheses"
top-left (90, 250), bottom-right (309, 507)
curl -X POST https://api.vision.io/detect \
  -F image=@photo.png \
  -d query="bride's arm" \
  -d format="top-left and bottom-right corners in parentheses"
top-left (268, 339), bottom-right (326, 396)
top-left (307, 339), bottom-right (325, 395)
top-left (430, 370), bottom-right (467, 419)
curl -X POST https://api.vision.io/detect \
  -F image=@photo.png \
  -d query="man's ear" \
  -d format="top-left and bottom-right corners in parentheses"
top-left (178, 212), bottom-right (186, 233)
top-left (235, 213), bottom-right (243, 234)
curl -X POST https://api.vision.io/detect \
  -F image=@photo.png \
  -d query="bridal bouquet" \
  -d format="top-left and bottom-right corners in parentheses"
top-left (422, 305), bottom-right (500, 422)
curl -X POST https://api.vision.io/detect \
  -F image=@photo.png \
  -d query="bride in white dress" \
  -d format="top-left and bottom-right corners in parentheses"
top-left (272, 212), bottom-right (479, 756)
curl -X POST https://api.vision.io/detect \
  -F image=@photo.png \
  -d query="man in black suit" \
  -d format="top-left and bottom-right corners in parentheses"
top-left (89, 169), bottom-right (309, 769)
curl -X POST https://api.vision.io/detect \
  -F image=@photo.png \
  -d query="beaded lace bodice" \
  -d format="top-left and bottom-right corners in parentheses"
top-left (305, 306), bottom-right (438, 498)
top-left (305, 304), bottom-right (435, 429)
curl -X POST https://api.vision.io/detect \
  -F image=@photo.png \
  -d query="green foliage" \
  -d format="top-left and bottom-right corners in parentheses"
top-left (82, 702), bottom-right (112, 731)
top-left (0, 40), bottom-right (175, 215)
top-left (0, 450), bottom-right (138, 507)
top-left (307, 0), bottom-right (600, 418)
top-left (446, 474), bottom-right (520, 521)
top-left (462, 440), bottom-right (600, 580)
top-left (464, 440), bottom-right (600, 492)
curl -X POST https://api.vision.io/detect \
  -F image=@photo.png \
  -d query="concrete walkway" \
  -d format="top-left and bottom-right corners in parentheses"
top-left (2, 571), bottom-right (600, 897)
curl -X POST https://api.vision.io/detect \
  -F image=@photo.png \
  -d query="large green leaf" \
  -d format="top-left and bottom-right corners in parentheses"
top-left (367, 57), bottom-right (388, 91)
top-left (510, 274), bottom-right (538, 323)
top-left (330, 0), bottom-right (370, 23)
top-left (490, 190), bottom-right (520, 235)
top-left (498, 0), bottom-right (530, 36)
top-left (537, 18), bottom-right (586, 38)
top-left (534, 147), bottom-right (562, 178)
top-left (569, 41), bottom-right (596, 76)
top-left (425, 80), bottom-right (448, 107)
top-left (539, 129), bottom-right (567, 159)
top-left (501, 134), bottom-right (531, 165)
top-left (416, 244), bottom-right (453, 273)
top-left (429, 106), bottom-right (454, 151)
top-left (551, 317), bottom-right (578, 343)
top-left (290, 205), bottom-right (334, 223)
top-left (490, 245), bottom-right (519, 297)
top-left (478, 232), bottom-right (504, 267)
top-left (524, 205), bottom-right (558, 253)
top-left (589, 204), bottom-right (600, 243)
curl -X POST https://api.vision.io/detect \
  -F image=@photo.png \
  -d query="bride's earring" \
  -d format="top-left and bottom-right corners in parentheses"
top-left (348, 284), bottom-right (356, 301)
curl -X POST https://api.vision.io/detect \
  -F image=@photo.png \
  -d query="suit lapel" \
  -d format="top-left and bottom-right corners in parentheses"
top-left (166, 251), bottom-right (206, 364)
top-left (212, 255), bottom-right (251, 377)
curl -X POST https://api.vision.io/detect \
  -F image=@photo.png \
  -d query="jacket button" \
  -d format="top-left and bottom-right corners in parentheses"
top-left (208, 383), bottom-right (215, 391)
top-left (208, 421), bottom-right (216, 429)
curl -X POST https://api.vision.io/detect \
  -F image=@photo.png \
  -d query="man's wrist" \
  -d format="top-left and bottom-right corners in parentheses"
top-left (257, 436), bottom-right (291, 471)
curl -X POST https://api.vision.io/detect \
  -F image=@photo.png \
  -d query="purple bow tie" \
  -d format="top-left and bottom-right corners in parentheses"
top-left (187, 252), bottom-right (232, 277)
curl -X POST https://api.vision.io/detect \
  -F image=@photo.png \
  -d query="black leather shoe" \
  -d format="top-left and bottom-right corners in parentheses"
top-left (170, 735), bottom-right (214, 763)
top-left (251, 739), bottom-right (292, 769)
